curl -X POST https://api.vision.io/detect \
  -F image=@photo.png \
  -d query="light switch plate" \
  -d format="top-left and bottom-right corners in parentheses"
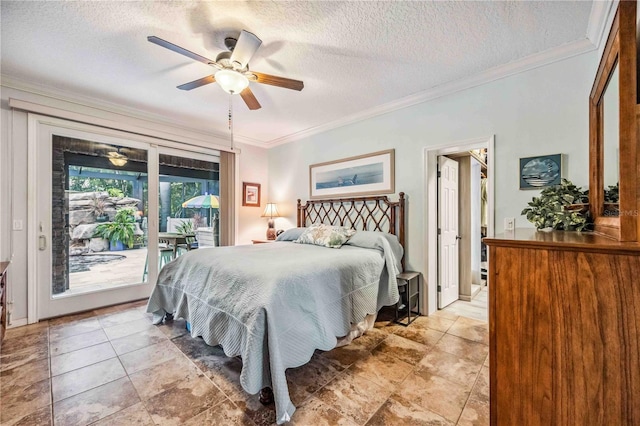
top-left (504, 217), bottom-right (515, 231)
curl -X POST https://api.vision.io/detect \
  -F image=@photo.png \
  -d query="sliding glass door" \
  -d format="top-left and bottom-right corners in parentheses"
top-left (30, 115), bottom-right (220, 320)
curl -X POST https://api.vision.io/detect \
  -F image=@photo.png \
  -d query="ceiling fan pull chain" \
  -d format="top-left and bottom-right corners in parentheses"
top-left (229, 94), bottom-right (234, 150)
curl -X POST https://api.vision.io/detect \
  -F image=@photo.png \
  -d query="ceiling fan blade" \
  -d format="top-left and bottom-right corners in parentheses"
top-left (251, 71), bottom-right (304, 91)
top-left (177, 75), bottom-right (216, 91)
top-left (229, 30), bottom-right (262, 69)
top-left (148, 36), bottom-right (215, 65)
top-left (240, 87), bottom-right (261, 110)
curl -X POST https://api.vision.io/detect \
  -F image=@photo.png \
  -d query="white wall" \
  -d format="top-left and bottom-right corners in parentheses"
top-left (268, 51), bottom-right (599, 312)
top-left (236, 142), bottom-right (270, 245)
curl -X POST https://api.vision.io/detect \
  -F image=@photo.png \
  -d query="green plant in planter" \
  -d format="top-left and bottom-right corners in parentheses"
top-left (89, 195), bottom-right (109, 222)
top-left (604, 182), bottom-right (619, 203)
top-left (93, 207), bottom-right (136, 248)
top-left (521, 179), bottom-right (590, 231)
top-left (107, 188), bottom-right (124, 198)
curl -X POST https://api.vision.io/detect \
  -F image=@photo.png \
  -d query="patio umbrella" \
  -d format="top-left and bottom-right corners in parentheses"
top-left (182, 194), bottom-right (220, 227)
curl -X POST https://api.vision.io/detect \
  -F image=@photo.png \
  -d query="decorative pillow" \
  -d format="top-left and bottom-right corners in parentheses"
top-left (275, 227), bottom-right (307, 242)
top-left (295, 224), bottom-right (356, 248)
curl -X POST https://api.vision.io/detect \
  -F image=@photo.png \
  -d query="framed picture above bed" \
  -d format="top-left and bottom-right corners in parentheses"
top-left (309, 149), bottom-right (395, 199)
top-left (242, 182), bottom-right (261, 207)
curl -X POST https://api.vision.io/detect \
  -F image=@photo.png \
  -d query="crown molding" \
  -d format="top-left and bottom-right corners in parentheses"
top-left (586, 0), bottom-right (616, 49)
top-left (264, 38), bottom-right (596, 147)
top-left (0, 74), bottom-right (266, 148)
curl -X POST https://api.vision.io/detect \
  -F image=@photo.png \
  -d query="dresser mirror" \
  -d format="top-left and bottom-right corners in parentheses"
top-left (602, 63), bottom-right (620, 216)
top-left (589, 0), bottom-right (638, 241)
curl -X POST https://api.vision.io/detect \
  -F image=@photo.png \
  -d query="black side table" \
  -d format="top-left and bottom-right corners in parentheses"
top-left (395, 271), bottom-right (420, 326)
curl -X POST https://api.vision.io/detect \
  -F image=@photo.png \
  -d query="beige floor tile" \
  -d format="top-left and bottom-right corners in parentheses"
top-left (435, 333), bottom-right (489, 363)
top-left (0, 405), bottom-right (52, 426)
top-left (52, 357), bottom-right (126, 402)
top-left (0, 358), bottom-right (50, 396)
top-left (1, 332), bottom-right (49, 355)
top-left (350, 327), bottom-right (389, 351)
top-left (49, 317), bottom-right (101, 341)
top-left (129, 355), bottom-right (204, 401)
top-left (366, 395), bottom-right (454, 426)
top-left (371, 334), bottom-right (430, 366)
top-left (349, 351), bottom-right (413, 390)
top-left (0, 341), bottom-right (49, 373)
top-left (446, 317), bottom-right (489, 345)
top-left (183, 400), bottom-right (255, 426)
top-left (118, 340), bottom-right (182, 375)
top-left (156, 318), bottom-right (189, 339)
top-left (109, 325), bottom-right (167, 355)
top-left (49, 329), bottom-right (108, 356)
top-left (457, 397), bottom-right (490, 426)
top-left (143, 375), bottom-right (226, 426)
top-left (395, 374), bottom-right (470, 423)
top-left (98, 308), bottom-right (147, 328)
top-left (0, 378), bottom-right (51, 424)
top-left (50, 341), bottom-right (117, 376)
top-left (3, 321), bottom-right (49, 341)
top-left (53, 376), bottom-right (140, 425)
top-left (417, 349), bottom-right (482, 389)
top-left (290, 396), bottom-right (358, 426)
top-left (230, 391), bottom-right (276, 426)
top-left (286, 353), bottom-right (343, 405)
top-left (103, 318), bottom-right (155, 341)
top-left (92, 401), bottom-right (154, 426)
top-left (319, 341), bottom-right (371, 369)
top-left (428, 309), bottom-right (460, 321)
top-left (48, 310), bottom-right (98, 327)
top-left (412, 315), bottom-right (457, 333)
top-left (315, 370), bottom-right (390, 425)
top-left (393, 325), bottom-right (445, 347)
top-left (470, 366), bottom-right (490, 404)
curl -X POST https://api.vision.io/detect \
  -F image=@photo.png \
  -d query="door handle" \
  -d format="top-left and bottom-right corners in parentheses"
top-left (39, 235), bottom-right (47, 251)
top-left (456, 235), bottom-right (462, 240)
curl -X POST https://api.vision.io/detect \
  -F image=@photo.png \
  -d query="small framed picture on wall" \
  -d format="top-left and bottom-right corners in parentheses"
top-left (519, 154), bottom-right (563, 190)
top-left (242, 182), bottom-right (261, 207)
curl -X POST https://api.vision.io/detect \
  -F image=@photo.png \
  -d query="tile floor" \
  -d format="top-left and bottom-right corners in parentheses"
top-left (0, 301), bottom-right (489, 426)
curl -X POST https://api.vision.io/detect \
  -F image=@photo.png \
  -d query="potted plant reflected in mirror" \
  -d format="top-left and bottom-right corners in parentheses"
top-left (521, 178), bottom-right (591, 231)
top-left (93, 208), bottom-right (136, 251)
top-left (90, 195), bottom-right (109, 223)
top-left (604, 182), bottom-right (620, 217)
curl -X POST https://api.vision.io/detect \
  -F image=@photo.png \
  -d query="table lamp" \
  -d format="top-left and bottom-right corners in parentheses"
top-left (261, 203), bottom-right (280, 240)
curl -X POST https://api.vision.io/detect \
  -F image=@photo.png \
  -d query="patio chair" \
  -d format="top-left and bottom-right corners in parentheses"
top-left (196, 227), bottom-right (215, 247)
top-left (142, 247), bottom-right (174, 281)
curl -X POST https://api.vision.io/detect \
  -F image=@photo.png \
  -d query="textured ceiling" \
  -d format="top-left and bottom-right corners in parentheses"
top-left (1, 1), bottom-right (594, 146)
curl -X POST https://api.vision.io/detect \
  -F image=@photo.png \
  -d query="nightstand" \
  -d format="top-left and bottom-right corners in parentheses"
top-left (252, 239), bottom-right (275, 244)
top-left (395, 271), bottom-right (420, 326)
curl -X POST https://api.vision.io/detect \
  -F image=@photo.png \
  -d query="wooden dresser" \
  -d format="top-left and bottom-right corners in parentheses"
top-left (0, 261), bottom-right (9, 344)
top-left (484, 230), bottom-right (640, 425)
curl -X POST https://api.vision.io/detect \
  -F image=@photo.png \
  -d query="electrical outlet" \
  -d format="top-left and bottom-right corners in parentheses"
top-left (12, 220), bottom-right (23, 231)
top-left (504, 217), bottom-right (515, 231)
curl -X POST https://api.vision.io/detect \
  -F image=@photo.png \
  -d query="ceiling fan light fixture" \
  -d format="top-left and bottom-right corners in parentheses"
top-left (215, 69), bottom-right (249, 94)
top-left (107, 150), bottom-right (128, 167)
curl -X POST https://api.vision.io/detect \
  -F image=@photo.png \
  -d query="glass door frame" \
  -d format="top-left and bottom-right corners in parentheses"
top-left (28, 114), bottom-right (160, 321)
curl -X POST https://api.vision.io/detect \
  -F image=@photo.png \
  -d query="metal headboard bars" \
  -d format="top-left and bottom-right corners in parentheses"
top-left (297, 192), bottom-right (406, 267)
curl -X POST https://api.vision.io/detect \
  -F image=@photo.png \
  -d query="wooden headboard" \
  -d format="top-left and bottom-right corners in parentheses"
top-left (297, 193), bottom-right (405, 265)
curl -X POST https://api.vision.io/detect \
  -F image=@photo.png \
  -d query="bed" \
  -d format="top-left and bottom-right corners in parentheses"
top-left (146, 193), bottom-right (406, 424)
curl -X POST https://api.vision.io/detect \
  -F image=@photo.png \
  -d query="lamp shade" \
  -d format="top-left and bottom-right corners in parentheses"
top-left (215, 69), bottom-right (249, 94)
top-left (261, 203), bottom-right (280, 218)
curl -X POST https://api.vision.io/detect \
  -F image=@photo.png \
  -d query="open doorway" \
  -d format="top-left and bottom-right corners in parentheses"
top-left (424, 136), bottom-right (494, 319)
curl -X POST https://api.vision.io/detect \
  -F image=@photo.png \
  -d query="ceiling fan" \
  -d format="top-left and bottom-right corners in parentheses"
top-left (148, 30), bottom-right (304, 111)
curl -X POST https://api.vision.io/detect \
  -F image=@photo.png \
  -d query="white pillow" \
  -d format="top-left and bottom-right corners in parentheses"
top-left (295, 224), bottom-right (356, 248)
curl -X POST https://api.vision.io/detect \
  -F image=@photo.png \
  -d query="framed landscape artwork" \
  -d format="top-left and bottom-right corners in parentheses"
top-left (309, 149), bottom-right (395, 199)
top-left (242, 182), bottom-right (261, 207)
top-left (519, 154), bottom-right (563, 189)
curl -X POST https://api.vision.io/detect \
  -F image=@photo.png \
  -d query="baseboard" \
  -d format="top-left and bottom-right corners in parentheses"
top-left (7, 317), bottom-right (28, 328)
top-left (459, 295), bottom-right (472, 302)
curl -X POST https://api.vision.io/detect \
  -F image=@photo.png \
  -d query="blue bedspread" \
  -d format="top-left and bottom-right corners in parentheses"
top-left (147, 234), bottom-right (401, 423)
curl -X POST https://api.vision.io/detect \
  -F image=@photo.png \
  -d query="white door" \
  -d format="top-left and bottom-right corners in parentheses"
top-left (438, 156), bottom-right (460, 308)
top-left (31, 116), bottom-right (159, 320)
